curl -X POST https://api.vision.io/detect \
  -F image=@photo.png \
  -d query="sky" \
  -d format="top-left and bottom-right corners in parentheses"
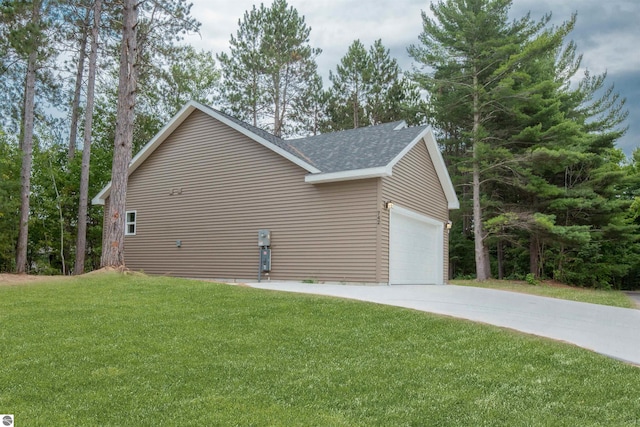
top-left (183, 0), bottom-right (639, 156)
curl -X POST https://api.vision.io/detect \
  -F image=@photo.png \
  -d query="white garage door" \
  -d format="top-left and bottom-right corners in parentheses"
top-left (389, 206), bottom-right (443, 285)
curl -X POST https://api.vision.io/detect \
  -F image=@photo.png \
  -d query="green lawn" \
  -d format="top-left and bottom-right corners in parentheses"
top-left (450, 279), bottom-right (636, 308)
top-left (1, 273), bottom-right (639, 426)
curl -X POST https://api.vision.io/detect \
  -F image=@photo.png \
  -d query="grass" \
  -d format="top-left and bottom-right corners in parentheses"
top-left (450, 279), bottom-right (636, 308)
top-left (1, 273), bottom-right (639, 426)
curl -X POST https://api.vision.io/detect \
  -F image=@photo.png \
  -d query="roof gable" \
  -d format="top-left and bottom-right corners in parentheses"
top-left (92, 101), bottom-right (320, 205)
top-left (93, 101), bottom-right (459, 210)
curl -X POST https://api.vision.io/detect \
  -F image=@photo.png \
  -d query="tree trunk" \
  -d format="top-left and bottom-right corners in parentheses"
top-left (472, 70), bottom-right (490, 281)
top-left (530, 234), bottom-right (539, 278)
top-left (15, 2), bottom-right (40, 274)
top-left (67, 7), bottom-right (90, 160)
top-left (497, 240), bottom-right (504, 280)
top-left (273, 74), bottom-right (281, 137)
top-left (75, 0), bottom-right (102, 274)
top-left (100, 0), bottom-right (137, 268)
top-left (352, 83), bottom-right (359, 129)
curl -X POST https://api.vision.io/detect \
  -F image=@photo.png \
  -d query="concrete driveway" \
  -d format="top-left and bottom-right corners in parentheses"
top-left (246, 282), bottom-right (640, 365)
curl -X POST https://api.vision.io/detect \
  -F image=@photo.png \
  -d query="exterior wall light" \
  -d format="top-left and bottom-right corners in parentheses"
top-left (384, 200), bottom-right (394, 210)
top-left (446, 220), bottom-right (452, 230)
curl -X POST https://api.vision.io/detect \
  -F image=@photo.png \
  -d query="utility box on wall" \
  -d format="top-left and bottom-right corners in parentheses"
top-left (258, 229), bottom-right (271, 247)
top-left (260, 248), bottom-right (271, 272)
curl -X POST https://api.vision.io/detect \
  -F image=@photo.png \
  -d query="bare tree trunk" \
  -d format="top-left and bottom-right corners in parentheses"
top-left (67, 6), bottom-right (90, 160)
top-left (100, 0), bottom-right (137, 268)
top-left (273, 74), bottom-right (281, 137)
top-left (497, 240), bottom-right (504, 280)
top-left (48, 157), bottom-right (66, 275)
top-left (252, 72), bottom-right (258, 127)
top-left (352, 85), bottom-right (359, 129)
top-left (530, 234), bottom-right (539, 278)
top-left (15, 2), bottom-right (41, 274)
top-left (75, 0), bottom-right (102, 274)
top-left (472, 70), bottom-right (490, 281)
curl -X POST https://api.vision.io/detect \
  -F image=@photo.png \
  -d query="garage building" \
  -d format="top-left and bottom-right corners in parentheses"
top-left (93, 101), bottom-right (459, 284)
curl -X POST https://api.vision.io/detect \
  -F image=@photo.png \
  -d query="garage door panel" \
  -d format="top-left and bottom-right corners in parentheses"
top-left (389, 207), bottom-right (443, 285)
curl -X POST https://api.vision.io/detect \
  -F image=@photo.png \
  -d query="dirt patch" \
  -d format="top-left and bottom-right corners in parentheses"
top-left (83, 266), bottom-right (142, 276)
top-left (0, 273), bottom-right (67, 286)
top-left (0, 267), bottom-right (146, 286)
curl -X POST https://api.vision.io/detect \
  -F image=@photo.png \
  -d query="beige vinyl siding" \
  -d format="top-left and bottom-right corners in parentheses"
top-left (119, 109), bottom-right (380, 282)
top-left (381, 139), bottom-right (450, 282)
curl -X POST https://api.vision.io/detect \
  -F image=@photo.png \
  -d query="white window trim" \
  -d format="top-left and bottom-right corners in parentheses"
top-left (125, 210), bottom-right (137, 236)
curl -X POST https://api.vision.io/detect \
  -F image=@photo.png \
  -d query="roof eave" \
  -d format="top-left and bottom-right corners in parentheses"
top-left (305, 166), bottom-right (392, 184)
top-left (92, 184), bottom-right (110, 205)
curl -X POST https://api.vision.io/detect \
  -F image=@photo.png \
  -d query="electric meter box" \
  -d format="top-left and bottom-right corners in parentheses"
top-left (260, 248), bottom-right (271, 272)
top-left (258, 229), bottom-right (271, 247)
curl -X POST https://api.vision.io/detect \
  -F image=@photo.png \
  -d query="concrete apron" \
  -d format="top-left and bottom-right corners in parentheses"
top-left (246, 282), bottom-right (640, 366)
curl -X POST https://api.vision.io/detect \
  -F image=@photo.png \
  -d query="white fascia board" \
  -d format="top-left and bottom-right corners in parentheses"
top-left (422, 129), bottom-right (460, 209)
top-left (92, 100), bottom-right (320, 205)
top-left (91, 183), bottom-right (110, 205)
top-left (387, 127), bottom-right (428, 170)
top-left (386, 127), bottom-right (460, 210)
top-left (305, 166), bottom-right (392, 184)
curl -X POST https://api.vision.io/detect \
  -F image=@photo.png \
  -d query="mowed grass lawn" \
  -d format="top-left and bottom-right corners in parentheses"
top-left (1, 274), bottom-right (639, 426)
top-left (450, 279), bottom-right (636, 308)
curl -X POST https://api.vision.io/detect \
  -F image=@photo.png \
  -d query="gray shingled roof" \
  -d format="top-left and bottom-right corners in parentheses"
top-left (285, 122), bottom-right (428, 173)
top-left (214, 108), bottom-right (427, 173)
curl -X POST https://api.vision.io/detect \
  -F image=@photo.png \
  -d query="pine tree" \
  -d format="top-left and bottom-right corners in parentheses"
top-left (326, 39), bottom-right (371, 130)
top-left (101, 0), bottom-right (138, 268)
top-left (218, 0), bottom-right (321, 137)
top-left (1, 0), bottom-right (53, 273)
top-left (324, 38), bottom-right (423, 132)
top-left (74, 0), bottom-right (102, 275)
top-left (409, 0), bottom-right (574, 280)
top-left (366, 39), bottom-right (406, 125)
top-left (100, 0), bottom-right (200, 268)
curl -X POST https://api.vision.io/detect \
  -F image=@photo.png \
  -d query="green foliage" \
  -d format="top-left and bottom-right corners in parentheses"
top-left (323, 39), bottom-right (422, 132)
top-left (218, 0), bottom-right (321, 137)
top-left (525, 273), bottom-right (539, 286)
top-left (411, 0), bottom-right (635, 287)
top-left (2, 275), bottom-right (640, 425)
top-left (0, 131), bottom-right (20, 271)
top-left (139, 45), bottom-right (219, 123)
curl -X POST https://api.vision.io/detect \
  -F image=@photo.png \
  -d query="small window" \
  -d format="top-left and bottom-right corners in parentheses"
top-left (125, 210), bottom-right (137, 235)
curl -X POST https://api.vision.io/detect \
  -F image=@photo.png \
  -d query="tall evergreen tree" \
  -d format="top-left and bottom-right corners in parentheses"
top-left (101, 0), bottom-right (200, 268)
top-left (74, 0), bottom-right (102, 275)
top-left (101, 0), bottom-right (138, 268)
top-left (65, 2), bottom-right (91, 160)
top-left (409, 0), bottom-right (574, 280)
top-left (324, 38), bottom-right (423, 132)
top-left (366, 39), bottom-right (407, 125)
top-left (326, 39), bottom-right (371, 130)
top-left (0, 0), bottom-right (57, 273)
top-left (218, 0), bottom-right (321, 137)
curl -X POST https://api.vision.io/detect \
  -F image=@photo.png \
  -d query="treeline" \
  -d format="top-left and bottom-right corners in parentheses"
top-left (0, 0), bottom-right (638, 288)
